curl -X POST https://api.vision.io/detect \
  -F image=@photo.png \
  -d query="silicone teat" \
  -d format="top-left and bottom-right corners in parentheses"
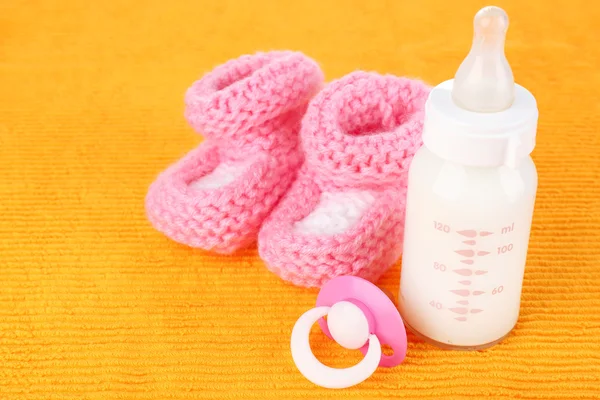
top-left (452, 6), bottom-right (515, 113)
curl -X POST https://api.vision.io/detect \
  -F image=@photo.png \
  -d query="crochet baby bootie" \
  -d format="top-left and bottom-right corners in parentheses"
top-left (258, 71), bottom-right (430, 287)
top-left (145, 51), bottom-right (324, 253)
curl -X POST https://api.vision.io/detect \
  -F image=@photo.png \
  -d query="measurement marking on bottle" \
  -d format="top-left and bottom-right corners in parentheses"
top-left (433, 221), bottom-right (451, 233)
top-left (453, 269), bottom-right (472, 276)
top-left (445, 226), bottom-right (505, 321)
top-left (429, 301), bottom-right (443, 309)
top-left (450, 289), bottom-right (470, 297)
top-left (455, 249), bottom-right (475, 257)
top-left (433, 262), bottom-right (446, 271)
top-left (501, 222), bottom-right (515, 234)
top-left (497, 244), bottom-right (514, 254)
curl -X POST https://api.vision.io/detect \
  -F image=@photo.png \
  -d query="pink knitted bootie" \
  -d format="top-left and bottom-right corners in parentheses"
top-left (258, 71), bottom-right (430, 287)
top-left (145, 51), bottom-right (324, 253)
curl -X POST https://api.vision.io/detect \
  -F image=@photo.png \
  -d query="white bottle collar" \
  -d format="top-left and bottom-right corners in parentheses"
top-left (422, 79), bottom-right (538, 168)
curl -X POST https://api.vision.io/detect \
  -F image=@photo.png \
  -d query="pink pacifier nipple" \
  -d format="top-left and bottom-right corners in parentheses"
top-left (290, 276), bottom-right (408, 389)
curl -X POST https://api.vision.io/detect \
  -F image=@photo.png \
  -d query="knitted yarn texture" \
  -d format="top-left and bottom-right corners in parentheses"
top-left (258, 71), bottom-right (430, 288)
top-left (145, 51), bottom-right (324, 253)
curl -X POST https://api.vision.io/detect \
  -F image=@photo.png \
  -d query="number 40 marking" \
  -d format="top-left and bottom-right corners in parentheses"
top-left (429, 301), bottom-right (442, 310)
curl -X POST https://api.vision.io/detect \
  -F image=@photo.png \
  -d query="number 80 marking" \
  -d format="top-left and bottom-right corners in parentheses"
top-left (433, 262), bottom-right (446, 271)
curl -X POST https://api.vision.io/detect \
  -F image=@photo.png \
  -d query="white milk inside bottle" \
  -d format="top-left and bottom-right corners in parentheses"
top-left (398, 6), bottom-right (539, 350)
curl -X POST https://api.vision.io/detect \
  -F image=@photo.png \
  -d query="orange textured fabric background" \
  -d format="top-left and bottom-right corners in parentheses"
top-left (1, 0), bottom-right (599, 398)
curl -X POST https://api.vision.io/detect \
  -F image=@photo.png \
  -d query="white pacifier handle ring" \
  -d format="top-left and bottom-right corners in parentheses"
top-left (290, 306), bottom-right (382, 389)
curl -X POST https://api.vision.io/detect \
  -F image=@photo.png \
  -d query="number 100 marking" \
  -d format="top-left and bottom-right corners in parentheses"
top-left (497, 243), bottom-right (514, 254)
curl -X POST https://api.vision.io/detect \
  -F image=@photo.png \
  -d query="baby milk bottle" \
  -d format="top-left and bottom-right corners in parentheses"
top-left (398, 6), bottom-right (538, 350)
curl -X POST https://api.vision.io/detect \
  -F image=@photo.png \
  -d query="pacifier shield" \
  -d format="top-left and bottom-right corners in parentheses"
top-left (316, 276), bottom-right (407, 367)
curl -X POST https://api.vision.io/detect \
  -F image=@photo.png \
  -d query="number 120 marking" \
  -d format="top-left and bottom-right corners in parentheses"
top-left (433, 221), bottom-right (451, 233)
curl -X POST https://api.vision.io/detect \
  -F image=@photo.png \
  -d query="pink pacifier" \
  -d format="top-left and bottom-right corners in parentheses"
top-left (290, 276), bottom-right (407, 389)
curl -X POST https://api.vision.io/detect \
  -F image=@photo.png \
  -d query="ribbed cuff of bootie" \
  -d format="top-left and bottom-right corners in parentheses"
top-left (300, 71), bottom-right (430, 190)
top-left (184, 51), bottom-right (324, 154)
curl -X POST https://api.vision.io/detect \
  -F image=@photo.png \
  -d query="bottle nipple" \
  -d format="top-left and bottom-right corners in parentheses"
top-left (452, 6), bottom-right (515, 113)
